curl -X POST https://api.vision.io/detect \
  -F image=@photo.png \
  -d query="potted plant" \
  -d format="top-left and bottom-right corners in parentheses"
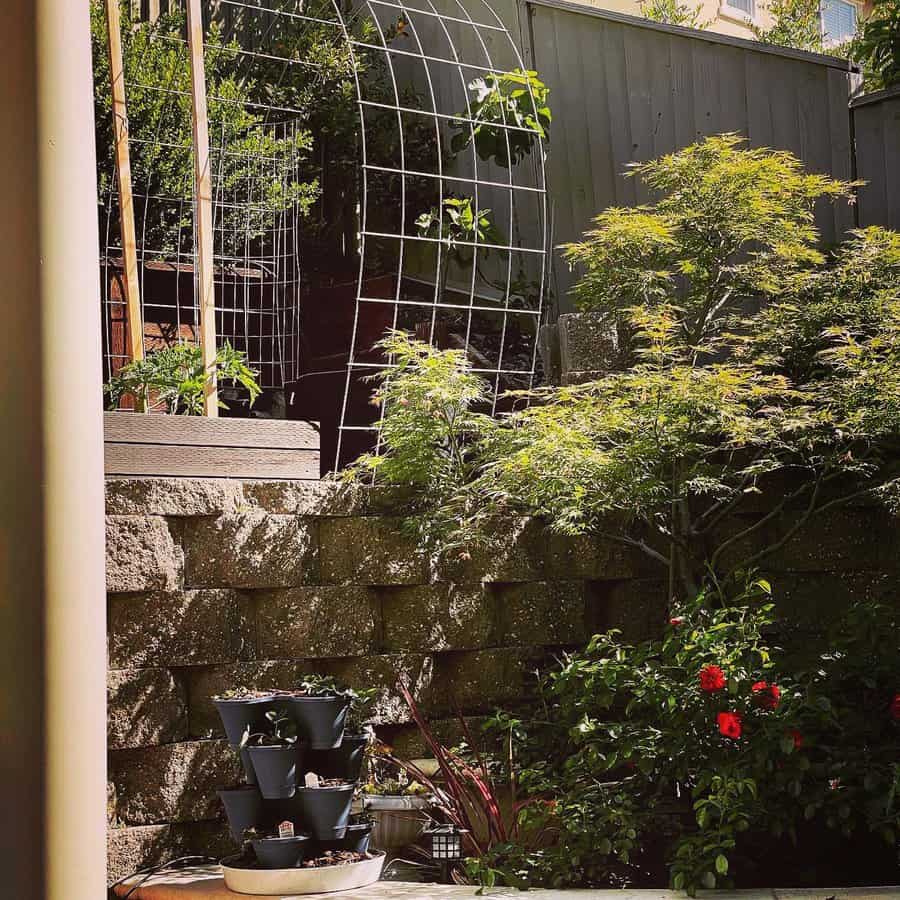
top-left (307, 687), bottom-right (376, 782)
top-left (213, 687), bottom-right (275, 746)
top-left (244, 827), bottom-right (312, 869)
top-left (278, 676), bottom-right (353, 750)
top-left (361, 775), bottom-right (431, 850)
top-left (316, 812), bottom-right (374, 855)
top-left (240, 710), bottom-right (302, 800)
top-left (291, 775), bottom-right (356, 841)
top-left (218, 784), bottom-right (265, 844)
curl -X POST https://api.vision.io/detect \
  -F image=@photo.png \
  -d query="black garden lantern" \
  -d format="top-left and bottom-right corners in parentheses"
top-left (425, 824), bottom-right (468, 882)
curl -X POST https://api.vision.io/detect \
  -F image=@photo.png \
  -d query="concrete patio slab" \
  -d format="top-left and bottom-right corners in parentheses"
top-left (112, 865), bottom-right (900, 900)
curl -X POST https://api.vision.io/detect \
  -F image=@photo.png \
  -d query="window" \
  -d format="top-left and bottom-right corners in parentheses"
top-left (721, 0), bottom-right (755, 19)
top-left (821, 0), bottom-right (858, 43)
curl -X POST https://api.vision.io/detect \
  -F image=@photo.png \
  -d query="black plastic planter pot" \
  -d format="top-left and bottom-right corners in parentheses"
top-left (316, 822), bottom-right (372, 855)
top-left (239, 748), bottom-right (258, 786)
top-left (251, 834), bottom-right (311, 869)
top-left (306, 734), bottom-right (368, 782)
top-left (246, 745), bottom-right (301, 799)
top-left (292, 784), bottom-right (355, 840)
top-left (285, 696), bottom-right (349, 750)
top-left (218, 787), bottom-right (264, 844)
top-left (214, 696), bottom-right (274, 746)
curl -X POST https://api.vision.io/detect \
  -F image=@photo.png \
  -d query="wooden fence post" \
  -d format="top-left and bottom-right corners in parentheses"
top-left (185, 0), bottom-right (218, 416)
top-left (104, 0), bottom-right (143, 370)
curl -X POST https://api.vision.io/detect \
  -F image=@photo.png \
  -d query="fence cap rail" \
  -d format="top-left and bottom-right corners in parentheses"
top-left (850, 83), bottom-right (900, 109)
top-left (523, 0), bottom-right (861, 72)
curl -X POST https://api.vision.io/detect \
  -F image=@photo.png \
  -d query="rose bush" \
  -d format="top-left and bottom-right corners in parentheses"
top-left (470, 582), bottom-right (900, 894)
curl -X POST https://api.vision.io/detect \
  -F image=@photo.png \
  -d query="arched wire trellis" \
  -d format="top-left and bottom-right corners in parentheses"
top-left (96, 0), bottom-right (547, 462)
top-left (334, 0), bottom-right (549, 467)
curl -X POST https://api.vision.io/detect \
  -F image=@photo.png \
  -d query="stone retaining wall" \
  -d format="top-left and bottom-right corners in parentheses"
top-left (105, 477), bottom-right (899, 885)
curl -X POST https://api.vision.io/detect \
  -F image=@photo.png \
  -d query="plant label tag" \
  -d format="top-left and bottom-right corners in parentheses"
top-left (278, 820), bottom-right (294, 839)
top-left (304, 772), bottom-right (320, 788)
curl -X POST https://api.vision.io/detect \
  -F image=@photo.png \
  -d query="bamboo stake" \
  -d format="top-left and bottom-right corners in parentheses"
top-left (104, 0), bottom-right (143, 368)
top-left (185, 0), bottom-right (218, 416)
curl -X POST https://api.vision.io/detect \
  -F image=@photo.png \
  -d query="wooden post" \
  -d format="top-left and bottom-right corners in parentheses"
top-left (185, 0), bottom-right (218, 416)
top-left (104, 0), bottom-right (143, 367)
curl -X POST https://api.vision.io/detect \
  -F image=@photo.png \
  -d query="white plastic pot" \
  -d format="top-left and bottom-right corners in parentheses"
top-left (363, 794), bottom-right (431, 850)
top-left (221, 850), bottom-right (385, 895)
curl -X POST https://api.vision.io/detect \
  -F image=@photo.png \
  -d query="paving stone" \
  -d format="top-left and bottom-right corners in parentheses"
top-left (170, 819), bottom-right (235, 859)
top-left (545, 531), bottom-right (635, 580)
top-left (430, 648), bottom-right (533, 714)
top-left (105, 478), bottom-right (244, 517)
top-left (432, 518), bottom-right (547, 584)
top-left (772, 507), bottom-right (894, 573)
top-left (107, 824), bottom-right (171, 885)
top-left (318, 517), bottom-right (428, 585)
top-left (586, 578), bottom-right (667, 643)
top-left (242, 480), bottom-right (397, 516)
top-left (558, 311), bottom-right (623, 375)
top-left (109, 740), bottom-right (241, 825)
top-left (184, 512), bottom-right (318, 588)
top-left (321, 653), bottom-right (435, 724)
top-left (381, 584), bottom-right (493, 652)
top-left (108, 590), bottom-right (254, 669)
top-left (495, 581), bottom-right (587, 646)
top-left (106, 516), bottom-right (183, 592)
top-left (256, 585), bottom-right (377, 658)
top-left (185, 660), bottom-right (324, 740)
top-left (108, 667), bottom-right (188, 750)
top-left (387, 715), bottom-right (490, 759)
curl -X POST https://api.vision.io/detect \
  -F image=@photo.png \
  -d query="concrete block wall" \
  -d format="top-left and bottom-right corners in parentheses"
top-left (104, 477), bottom-right (642, 884)
top-left (105, 476), bottom-right (899, 884)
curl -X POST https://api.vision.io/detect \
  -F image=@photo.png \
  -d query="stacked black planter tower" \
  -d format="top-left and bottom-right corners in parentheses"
top-left (215, 691), bottom-right (372, 869)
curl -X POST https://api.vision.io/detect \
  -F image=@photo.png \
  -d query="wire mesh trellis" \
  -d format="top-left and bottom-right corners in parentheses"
top-left (334, 0), bottom-right (549, 467)
top-left (97, 0), bottom-right (313, 402)
top-left (94, 0), bottom-right (548, 466)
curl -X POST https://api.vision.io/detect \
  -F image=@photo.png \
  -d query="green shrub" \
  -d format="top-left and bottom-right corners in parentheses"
top-left (349, 137), bottom-right (900, 599)
top-left (104, 341), bottom-right (260, 414)
top-left (471, 583), bottom-right (900, 892)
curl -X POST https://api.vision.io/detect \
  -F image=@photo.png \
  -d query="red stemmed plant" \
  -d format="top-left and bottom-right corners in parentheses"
top-left (392, 679), bottom-right (551, 863)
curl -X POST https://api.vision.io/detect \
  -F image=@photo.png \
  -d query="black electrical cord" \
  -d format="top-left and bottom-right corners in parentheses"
top-left (112, 854), bottom-right (220, 900)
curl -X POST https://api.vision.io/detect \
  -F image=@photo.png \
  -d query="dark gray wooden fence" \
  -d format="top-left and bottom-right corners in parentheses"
top-left (852, 85), bottom-right (900, 231)
top-left (507, 0), bottom-right (861, 309)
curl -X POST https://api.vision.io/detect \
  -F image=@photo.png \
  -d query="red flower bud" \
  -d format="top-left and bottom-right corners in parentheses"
top-left (789, 728), bottom-right (803, 750)
top-left (891, 693), bottom-right (900, 721)
top-left (669, 616), bottom-right (684, 626)
top-left (751, 680), bottom-right (781, 710)
top-left (717, 711), bottom-right (742, 739)
top-left (699, 665), bottom-right (726, 693)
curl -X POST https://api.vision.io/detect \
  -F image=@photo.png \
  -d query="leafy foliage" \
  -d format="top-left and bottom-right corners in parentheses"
top-left (850, 0), bottom-right (900, 89)
top-left (450, 69), bottom-right (550, 169)
top-left (752, 0), bottom-right (825, 54)
top-left (240, 709), bottom-right (298, 748)
top-left (104, 341), bottom-right (261, 414)
top-left (351, 137), bottom-right (900, 597)
top-left (639, 0), bottom-right (706, 29)
top-left (91, 2), bottom-right (318, 256)
top-left (472, 584), bottom-right (900, 893)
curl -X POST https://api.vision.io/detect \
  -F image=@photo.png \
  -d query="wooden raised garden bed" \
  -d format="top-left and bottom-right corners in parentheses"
top-left (104, 412), bottom-right (320, 480)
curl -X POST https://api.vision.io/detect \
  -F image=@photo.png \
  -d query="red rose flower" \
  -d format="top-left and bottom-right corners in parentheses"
top-left (717, 711), bottom-right (742, 739)
top-left (669, 616), bottom-right (684, 626)
top-left (699, 665), bottom-right (726, 693)
top-left (891, 693), bottom-right (900, 721)
top-left (789, 728), bottom-right (803, 749)
top-left (751, 680), bottom-right (781, 710)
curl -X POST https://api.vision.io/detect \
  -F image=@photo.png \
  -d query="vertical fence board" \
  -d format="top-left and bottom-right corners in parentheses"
top-left (523, 0), bottom-right (856, 308)
top-left (852, 86), bottom-right (900, 230)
